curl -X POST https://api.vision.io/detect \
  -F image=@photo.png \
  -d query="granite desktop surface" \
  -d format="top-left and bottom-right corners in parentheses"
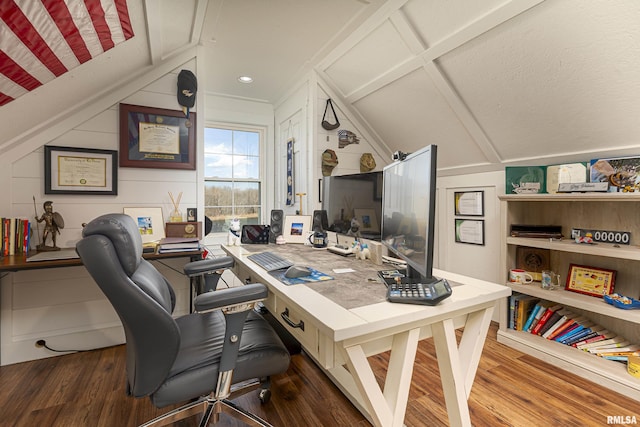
top-left (241, 243), bottom-right (388, 310)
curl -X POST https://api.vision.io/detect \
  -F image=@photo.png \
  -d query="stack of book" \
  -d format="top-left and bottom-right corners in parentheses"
top-left (1, 218), bottom-right (31, 256)
top-left (508, 293), bottom-right (639, 364)
top-left (157, 237), bottom-right (200, 253)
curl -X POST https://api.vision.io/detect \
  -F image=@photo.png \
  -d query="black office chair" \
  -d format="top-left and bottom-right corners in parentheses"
top-left (76, 214), bottom-right (290, 426)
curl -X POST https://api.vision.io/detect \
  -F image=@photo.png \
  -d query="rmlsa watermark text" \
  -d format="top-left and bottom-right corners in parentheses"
top-left (607, 415), bottom-right (638, 425)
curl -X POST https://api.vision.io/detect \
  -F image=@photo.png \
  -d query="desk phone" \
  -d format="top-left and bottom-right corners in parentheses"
top-left (385, 278), bottom-right (452, 306)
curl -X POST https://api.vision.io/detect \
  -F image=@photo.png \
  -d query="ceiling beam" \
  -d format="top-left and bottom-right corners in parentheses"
top-left (144, 0), bottom-right (163, 64)
top-left (337, 0), bottom-right (547, 105)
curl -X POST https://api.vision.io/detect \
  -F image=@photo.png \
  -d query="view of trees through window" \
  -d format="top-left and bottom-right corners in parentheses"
top-left (204, 127), bottom-right (262, 233)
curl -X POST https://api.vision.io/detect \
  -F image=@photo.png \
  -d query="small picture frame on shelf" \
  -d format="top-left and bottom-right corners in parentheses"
top-left (123, 207), bottom-right (165, 244)
top-left (186, 208), bottom-right (197, 222)
top-left (565, 264), bottom-right (616, 297)
top-left (283, 215), bottom-right (312, 244)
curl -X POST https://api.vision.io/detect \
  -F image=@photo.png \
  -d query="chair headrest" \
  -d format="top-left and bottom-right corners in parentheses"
top-left (82, 213), bottom-right (143, 276)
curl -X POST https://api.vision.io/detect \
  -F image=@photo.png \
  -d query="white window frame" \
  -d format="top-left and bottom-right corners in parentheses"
top-left (202, 123), bottom-right (267, 243)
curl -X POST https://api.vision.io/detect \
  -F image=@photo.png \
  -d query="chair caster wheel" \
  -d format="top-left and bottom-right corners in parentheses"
top-left (259, 388), bottom-right (271, 404)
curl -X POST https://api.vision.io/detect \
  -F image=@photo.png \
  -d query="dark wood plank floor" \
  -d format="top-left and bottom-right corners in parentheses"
top-left (1, 322), bottom-right (639, 426)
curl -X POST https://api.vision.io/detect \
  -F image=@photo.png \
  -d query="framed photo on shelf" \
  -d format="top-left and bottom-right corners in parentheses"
top-left (283, 215), bottom-right (311, 244)
top-left (454, 219), bottom-right (485, 245)
top-left (44, 145), bottom-right (118, 195)
top-left (565, 264), bottom-right (616, 297)
top-left (353, 208), bottom-right (379, 232)
top-left (119, 103), bottom-right (196, 170)
top-left (454, 191), bottom-right (484, 216)
top-left (123, 207), bottom-right (165, 244)
top-left (186, 208), bottom-right (197, 222)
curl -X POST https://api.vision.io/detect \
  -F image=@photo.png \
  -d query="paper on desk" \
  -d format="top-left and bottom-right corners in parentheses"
top-left (333, 268), bottom-right (355, 274)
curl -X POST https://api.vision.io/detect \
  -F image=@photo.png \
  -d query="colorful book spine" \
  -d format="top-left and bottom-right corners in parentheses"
top-left (565, 326), bottom-right (604, 346)
top-left (532, 304), bottom-right (563, 335)
top-left (542, 310), bottom-right (574, 339)
top-left (578, 336), bottom-right (626, 351)
top-left (8, 218), bottom-right (15, 255)
top-left (555, 321), bottom-right (590, 342)
top-left (558, 323), bottom-right (594, 344)
top-left (523, 303), bottom-right (544, 332)
top-left (23, 221), bottom-right (30, 254)
top-left (590, 345), bottom-right (640, 355)
top-left (516, 297), bottom-right (539, 331)
top-left (547, 316), bottom-right (584, 340)
top-left (586, 341), bottom-right (630, 354)
top-left (2, 219), bottom-right (7, 256)
top-left (573, 330), bottom-right (614, 348)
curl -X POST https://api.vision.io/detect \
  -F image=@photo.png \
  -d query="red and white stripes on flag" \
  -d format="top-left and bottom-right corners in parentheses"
top-left (0, 0), bottom-right (134, 107)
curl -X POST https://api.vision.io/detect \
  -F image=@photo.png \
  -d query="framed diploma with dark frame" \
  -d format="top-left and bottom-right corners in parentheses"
top-left (119, 103), bottom-right (196, 170)
top-left (45, 145), bottom-right (118, 195)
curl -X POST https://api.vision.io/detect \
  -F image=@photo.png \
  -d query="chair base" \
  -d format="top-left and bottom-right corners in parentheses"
top-left (140, 381), bottom-right (273, 427)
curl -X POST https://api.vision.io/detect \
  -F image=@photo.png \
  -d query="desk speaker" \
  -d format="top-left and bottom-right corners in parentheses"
top-left (312, 210), bottom-right (328, 232)
top-left (270, 209), bottom-right (284, 243)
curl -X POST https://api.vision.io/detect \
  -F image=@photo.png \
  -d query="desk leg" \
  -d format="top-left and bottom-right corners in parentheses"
top-left (342, 327), bottom-right (421, 427)
top-left (431, 306), bottom-right (494, 427)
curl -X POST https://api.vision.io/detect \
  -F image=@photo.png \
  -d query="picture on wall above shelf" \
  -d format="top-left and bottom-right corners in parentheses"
top-left (44, 145), bottom-right (118, 195)
top-left (454, 191), bottom-right (484, 216)
top-left (119, 103), bottom-right (196, 170)
top-left (455, 219), bottom-right (484, 245)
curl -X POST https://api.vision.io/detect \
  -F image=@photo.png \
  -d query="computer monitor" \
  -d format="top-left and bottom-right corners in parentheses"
top-left (381, 145), bottom-right (438, 283)
top-left (322, 171), bottom-right (382, 240)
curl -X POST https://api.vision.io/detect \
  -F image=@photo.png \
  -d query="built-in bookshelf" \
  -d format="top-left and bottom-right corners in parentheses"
top-left (498, 193), bottom-right (640, 401)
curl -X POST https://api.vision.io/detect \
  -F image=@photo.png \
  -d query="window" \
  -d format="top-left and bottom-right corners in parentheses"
top-left (204, 126), bottom-right (263, 235)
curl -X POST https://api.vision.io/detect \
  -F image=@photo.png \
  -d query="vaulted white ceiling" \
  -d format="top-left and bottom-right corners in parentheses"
top-left (4, 0), bottom-right (640, 175)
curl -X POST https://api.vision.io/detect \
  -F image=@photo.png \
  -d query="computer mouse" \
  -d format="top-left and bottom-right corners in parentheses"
top-left (284, 265), bottom-right (312, 278)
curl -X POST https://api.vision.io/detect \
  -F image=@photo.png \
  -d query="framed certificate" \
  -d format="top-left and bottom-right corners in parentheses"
top-left (454, 191), bottom-right (484, 216)
top-left (119, 103), bottom-right (196, 170)
top-left (45, 145), bottom-right (117, 195)
top-left (454, 219), bottom-right (485, 245)
top-left (565, 264), bottom-right (616, 297)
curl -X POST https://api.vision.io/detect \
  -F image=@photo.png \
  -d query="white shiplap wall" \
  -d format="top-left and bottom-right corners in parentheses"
top-left (0, 61), bottom-right (199, 366)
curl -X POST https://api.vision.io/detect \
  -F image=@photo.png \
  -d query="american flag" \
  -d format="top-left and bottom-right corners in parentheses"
top-left (0, 0), bottom-right (134, 107)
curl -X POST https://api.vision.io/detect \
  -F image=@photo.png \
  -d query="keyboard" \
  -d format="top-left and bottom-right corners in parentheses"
top-left (247, 251), bottom-right (294, 271)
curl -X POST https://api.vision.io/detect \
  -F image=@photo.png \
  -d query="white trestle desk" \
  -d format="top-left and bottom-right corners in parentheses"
top-left (222, 244), bottom-right (511, 427)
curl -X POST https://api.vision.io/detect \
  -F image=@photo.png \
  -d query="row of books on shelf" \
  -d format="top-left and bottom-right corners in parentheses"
top-left (509, 293), bottom-right (639, 364)
top-left (1, 218), bottom-right (31, 256)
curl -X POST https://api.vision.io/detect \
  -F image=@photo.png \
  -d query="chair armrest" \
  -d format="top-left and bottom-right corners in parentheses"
top-left (183, 256), bottom-right (234, 277)
top-left (195, 283), bottom-right (269, 374)
top-left (193, 283), bottom-right (268, 313)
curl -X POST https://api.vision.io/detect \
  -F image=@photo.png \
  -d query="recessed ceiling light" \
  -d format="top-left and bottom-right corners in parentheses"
top-left (238, 76), bottom-right (253, 84)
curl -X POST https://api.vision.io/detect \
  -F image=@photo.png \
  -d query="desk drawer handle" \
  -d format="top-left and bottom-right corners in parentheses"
top-left (281, 308), bottom-right (304, 331)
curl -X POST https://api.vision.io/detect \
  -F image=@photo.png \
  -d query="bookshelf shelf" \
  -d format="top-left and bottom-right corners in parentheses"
top-left (505, 282), bottom-right (640, 325)
top-left (499, 193), bottom-right (640, 401)
top-left (506, 237), bottom-right (640, 261)
top-left (496, 329), bottom-right (640, 400)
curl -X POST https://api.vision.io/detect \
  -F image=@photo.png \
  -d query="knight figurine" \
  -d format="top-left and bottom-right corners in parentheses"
top-left (35, 201), bottom-right (64, 251)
